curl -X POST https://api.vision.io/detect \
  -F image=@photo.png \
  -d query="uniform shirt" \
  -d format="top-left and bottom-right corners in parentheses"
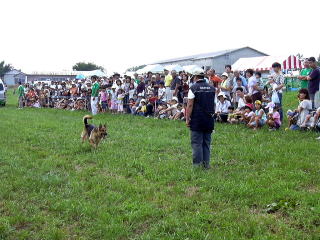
top-left (188, 79), bottom-right (215, 133)
top-left (91, 82), bottom-right (100, 97)
top-left (300, 68), bottom-right (312, 89)
top-left (18, 85), bottom-right (25, 97)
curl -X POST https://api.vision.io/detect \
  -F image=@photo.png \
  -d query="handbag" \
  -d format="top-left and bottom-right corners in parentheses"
top-left (271, 91), bottom-right (280, 104)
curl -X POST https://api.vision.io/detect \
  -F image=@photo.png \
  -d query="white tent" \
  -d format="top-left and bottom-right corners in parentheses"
top-left (137, 64), bottom-right (164, 74)
top-left (75, 70), bottom-right (107, 77)
top-left (183, 65), bottom-right (204, 74)
top-left (164, 64), bottom-right (184, 72)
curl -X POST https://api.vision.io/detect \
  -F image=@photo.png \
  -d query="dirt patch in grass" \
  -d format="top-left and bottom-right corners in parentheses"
top-left (15, 221), bottom-right (31, 231)
top-left (185, 186), bottom-right (199, 197)
top-left (304, 184), bottom-right (319, 193)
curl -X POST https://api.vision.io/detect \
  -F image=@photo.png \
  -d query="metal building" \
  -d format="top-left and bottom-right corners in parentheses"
top-left (152, 46), bottom-right (268, 74)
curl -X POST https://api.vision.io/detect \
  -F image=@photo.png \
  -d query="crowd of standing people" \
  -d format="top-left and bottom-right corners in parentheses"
top-left (16, 57), bottom-right (320, 137)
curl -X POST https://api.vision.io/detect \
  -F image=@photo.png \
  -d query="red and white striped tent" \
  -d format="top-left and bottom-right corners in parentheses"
top-left (232, 55), bottom-right (304, 71)
top-left (283, 55), bottom-right (303, 70)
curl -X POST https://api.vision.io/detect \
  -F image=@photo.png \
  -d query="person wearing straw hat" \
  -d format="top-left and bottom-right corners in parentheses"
top-left (185, 70), bottom-right (215, 169)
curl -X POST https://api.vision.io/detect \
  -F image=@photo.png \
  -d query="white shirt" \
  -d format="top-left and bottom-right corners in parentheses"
top-left (158, 87), bottom-right (166, 101)
top-left (215, 100), bottom-right (231, 113)
top-left (129, 89), bottom-right (135, 99)
top-left (248, 76), bottom-right (258, 95)
top-left (297, 100), bottom-right (312, 126)
top-left (187, 89), bottom-right (195, 99)
top-left (237, 98), bottom-right (246, 109)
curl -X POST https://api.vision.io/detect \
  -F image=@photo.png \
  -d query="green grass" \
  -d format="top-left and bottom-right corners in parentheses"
top-left (0, 90), bottom-right (319, 240)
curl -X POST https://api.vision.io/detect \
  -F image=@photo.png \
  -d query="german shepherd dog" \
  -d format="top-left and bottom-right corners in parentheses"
top-left (81, 115), bottom-right (107, 148)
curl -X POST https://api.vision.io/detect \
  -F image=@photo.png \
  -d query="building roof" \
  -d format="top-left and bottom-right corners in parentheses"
top-left (4, 69), bottom-right (24, 75)
top-left (152, 46), bottom-right (268, 64)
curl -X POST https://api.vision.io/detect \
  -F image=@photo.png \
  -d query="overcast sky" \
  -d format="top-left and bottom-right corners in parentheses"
top-left (1, 0), bottom-right (319, 74)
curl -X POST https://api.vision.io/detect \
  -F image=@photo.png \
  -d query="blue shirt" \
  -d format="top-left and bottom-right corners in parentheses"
top-left (233, 75), bottom-right (247, 87)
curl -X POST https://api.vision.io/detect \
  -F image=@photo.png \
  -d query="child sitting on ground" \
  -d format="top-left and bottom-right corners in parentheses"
top-left (128, 98), bottom-right (136, 114)
top-left (155, 102), bottom-right (168, 119)
top-left (136, 99), bottom-right (147, 116)
top-left (266, 105), bottom-right (281, 130)
top-left (227, 106), bottom-right (238, 124)
top-left (241, 104), bottom-right (254, 124)
top-left (171, 104), bottom-right (184, 120)
top-left (299, 106), bottom-right (320, 129)
top-left (161, 97), bottom-right (179, 119)
top-left (248, 100), bottom-right (267, 130)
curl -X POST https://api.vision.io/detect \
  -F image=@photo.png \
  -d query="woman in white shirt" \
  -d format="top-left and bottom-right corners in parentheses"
top-left (296, 89), bottom-right (312, 127)
top-left (288, 89), bottom-right (312, 130)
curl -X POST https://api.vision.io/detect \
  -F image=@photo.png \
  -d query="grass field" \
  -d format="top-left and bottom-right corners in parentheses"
top-left (0, 90), bottom-right (319, 240)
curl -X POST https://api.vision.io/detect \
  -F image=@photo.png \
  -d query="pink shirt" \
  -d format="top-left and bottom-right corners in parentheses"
top-left (273, 111), bottom-right (281, 126)
top-left (99, 91), bottom-right (107, 102)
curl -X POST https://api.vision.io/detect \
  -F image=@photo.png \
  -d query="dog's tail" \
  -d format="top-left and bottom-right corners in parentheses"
top-left (83, 115), bottom-right (93, 126)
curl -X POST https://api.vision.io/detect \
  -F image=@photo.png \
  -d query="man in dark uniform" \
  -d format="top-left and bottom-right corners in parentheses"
top-left (185, 70), bottom-right (215, 169)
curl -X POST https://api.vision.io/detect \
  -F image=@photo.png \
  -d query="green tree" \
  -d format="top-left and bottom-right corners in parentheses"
top-left (0, 61), bottom-right (13, 77)
top-left (72, 62), bottom-right (104, 71)
top-left (126, 65), bottom-right (146, 72)
top-left (296, 53), bottom-right (304, 60)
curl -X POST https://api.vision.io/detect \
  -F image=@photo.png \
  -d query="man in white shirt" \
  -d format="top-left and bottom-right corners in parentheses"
top-left (215, 93), bottom-right (231, 122)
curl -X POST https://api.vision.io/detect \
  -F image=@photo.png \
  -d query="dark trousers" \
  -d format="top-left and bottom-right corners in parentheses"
top-left (191, 131), bottom-right (212, 166)
top-left (310, 93), bottom-right (315, 109)
top-left (275, 93), bottom-right (283, 121)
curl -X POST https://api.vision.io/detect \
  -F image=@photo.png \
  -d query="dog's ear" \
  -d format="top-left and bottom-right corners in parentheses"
top-left (104, 124), bottom-right (107, 129)
top-left (99, 124), bottom-right (102, 129)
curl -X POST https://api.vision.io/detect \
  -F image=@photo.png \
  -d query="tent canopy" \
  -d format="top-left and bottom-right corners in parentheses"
top-left (232, 55), bottom-right (303, 71)
top-left (183, 65), bottom-right (204, 74)
top-left (164, 64), bottom-right (184, 72)
top-left (136, 64), bottom-right (164, 74)
top-left (75, 70), bottom-right (107, 77)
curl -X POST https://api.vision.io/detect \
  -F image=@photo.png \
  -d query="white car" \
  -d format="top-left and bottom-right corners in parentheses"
top-left (0, 79), bottom-right (6, 106)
